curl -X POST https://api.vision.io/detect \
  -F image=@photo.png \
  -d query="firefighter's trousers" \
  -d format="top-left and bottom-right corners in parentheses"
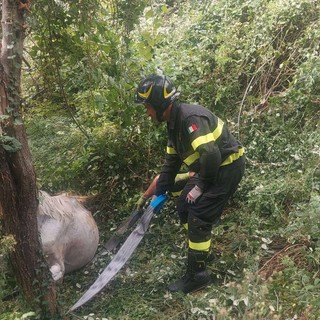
top-left (176, 156), bottom-right (245, 249)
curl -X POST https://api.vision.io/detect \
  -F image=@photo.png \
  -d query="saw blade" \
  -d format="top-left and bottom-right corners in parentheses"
top-left (101, 209), bottom-right (142, 253)
top-left (69, 205), bottom-right (154, 312)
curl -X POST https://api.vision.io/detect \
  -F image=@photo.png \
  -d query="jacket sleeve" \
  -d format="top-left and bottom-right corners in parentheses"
top-left (155, 141), bottom-right (183, 196)
top-left (185, 116), bottom-right (222, 190)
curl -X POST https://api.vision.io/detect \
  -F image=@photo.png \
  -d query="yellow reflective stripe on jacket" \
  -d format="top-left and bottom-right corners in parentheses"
top-left (184, 147), bottom-right (244, 167)
top-left (175, 173), bottom-right (189, 181)
top-left (184, 151), bottom-right (200, 165)
top-left (171, 190), bottom-right (182, 197)
top-left (191, 118), bottom-right (224, 150)
top-left (189, 239), bottom-right (211, 251)
top-left (212, 118), bottom-right (224, 140)
top-left (183, 223), bottom-right (188, 230)
top-left (166, 146), bottom-right (177, 155)
top-left (171, 173), bottom-right (190, 197)
top-left (221, 147), bottom-right (245, 166)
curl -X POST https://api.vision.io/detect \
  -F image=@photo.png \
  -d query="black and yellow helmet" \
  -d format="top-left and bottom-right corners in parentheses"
top-left (135, 74), bottom-right (180, 121)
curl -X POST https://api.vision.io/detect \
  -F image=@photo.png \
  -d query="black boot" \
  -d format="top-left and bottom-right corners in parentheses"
top-left (168, 249), bottom-right (212, 294)
top-left (184, 251), bottom-right (216, 265)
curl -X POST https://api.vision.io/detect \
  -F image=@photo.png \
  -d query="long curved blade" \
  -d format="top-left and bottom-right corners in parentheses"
top-left (69, 206), bottom-right (154, 312)
top-left (101, 209), bottom-right (142, 253)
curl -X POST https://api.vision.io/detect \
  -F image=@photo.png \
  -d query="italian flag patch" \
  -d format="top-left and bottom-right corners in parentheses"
top-left (188, 124), bottom-right (198, 134)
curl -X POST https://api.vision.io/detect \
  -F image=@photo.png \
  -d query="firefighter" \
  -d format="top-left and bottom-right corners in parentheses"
top-left (134, 74), bottom-right (245, 294)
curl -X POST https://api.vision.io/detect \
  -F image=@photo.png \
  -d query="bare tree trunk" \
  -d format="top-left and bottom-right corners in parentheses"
top-left (0, 1), bottom-right (59, 317)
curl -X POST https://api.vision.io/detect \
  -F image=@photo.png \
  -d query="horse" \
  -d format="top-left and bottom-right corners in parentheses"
top-left (37, 191), bottom-right (99, 281)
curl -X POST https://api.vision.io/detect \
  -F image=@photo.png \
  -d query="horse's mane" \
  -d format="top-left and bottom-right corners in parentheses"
top-left (38, 191), bottom-right (89, 221)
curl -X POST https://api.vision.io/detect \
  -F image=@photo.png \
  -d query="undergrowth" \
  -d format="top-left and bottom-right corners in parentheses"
top-left (19, 99), bottom-right (320, 319)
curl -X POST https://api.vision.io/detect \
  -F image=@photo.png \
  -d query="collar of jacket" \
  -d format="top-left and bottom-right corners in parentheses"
top-left (168, 100), bottom-right (181, 130)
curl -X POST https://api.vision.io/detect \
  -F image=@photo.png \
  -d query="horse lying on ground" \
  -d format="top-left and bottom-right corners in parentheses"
top-left (38, 191), bottom-right (99, 281)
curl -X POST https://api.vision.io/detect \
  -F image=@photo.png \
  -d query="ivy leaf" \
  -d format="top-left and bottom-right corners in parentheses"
top-left (1, 135), bottom-right (22, 152)
top-left (0, 115), bottom-right (10, 122)
top-left (14, 118), bottom-right (23, 125)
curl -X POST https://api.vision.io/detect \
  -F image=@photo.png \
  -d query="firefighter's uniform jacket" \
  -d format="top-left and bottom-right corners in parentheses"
top-left (156, 101), bottom-right (245, 251)
top-left (156, 101), bottom-right (244, 194)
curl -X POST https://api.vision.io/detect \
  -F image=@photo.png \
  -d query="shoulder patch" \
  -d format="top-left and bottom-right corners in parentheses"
top-left (187, 124), bottom-right (198, 134)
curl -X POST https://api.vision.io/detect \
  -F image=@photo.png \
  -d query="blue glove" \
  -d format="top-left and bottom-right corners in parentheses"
top-left (150, 194), bottom-right (167, 214)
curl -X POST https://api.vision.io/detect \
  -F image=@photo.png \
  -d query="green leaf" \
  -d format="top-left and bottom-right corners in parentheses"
top-left (1, 135), bottom-right (22, 152)
top-left (14, 118), bottom-right (23, 125)
top-left (0, 115), bottom-right (10, 122)
top-left (145, 8), bottom-right (154, 19)
top-left (161, 5), bottom-right (168, 14)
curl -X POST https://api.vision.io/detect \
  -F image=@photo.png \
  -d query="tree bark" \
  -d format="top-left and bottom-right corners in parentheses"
top-left (0, 1), bottom-right (59, 317)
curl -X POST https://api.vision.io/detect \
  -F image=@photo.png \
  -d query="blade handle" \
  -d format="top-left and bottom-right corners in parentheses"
top-left (150, 194), bottom-right (167, 214)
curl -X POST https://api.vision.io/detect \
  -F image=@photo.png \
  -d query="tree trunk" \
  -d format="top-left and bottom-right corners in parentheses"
top-left (0, 1), bottom-right (59, 317)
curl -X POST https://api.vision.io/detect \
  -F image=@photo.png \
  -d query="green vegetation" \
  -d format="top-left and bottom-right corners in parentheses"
top-left (1, 0), bottom-right (320, 318)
